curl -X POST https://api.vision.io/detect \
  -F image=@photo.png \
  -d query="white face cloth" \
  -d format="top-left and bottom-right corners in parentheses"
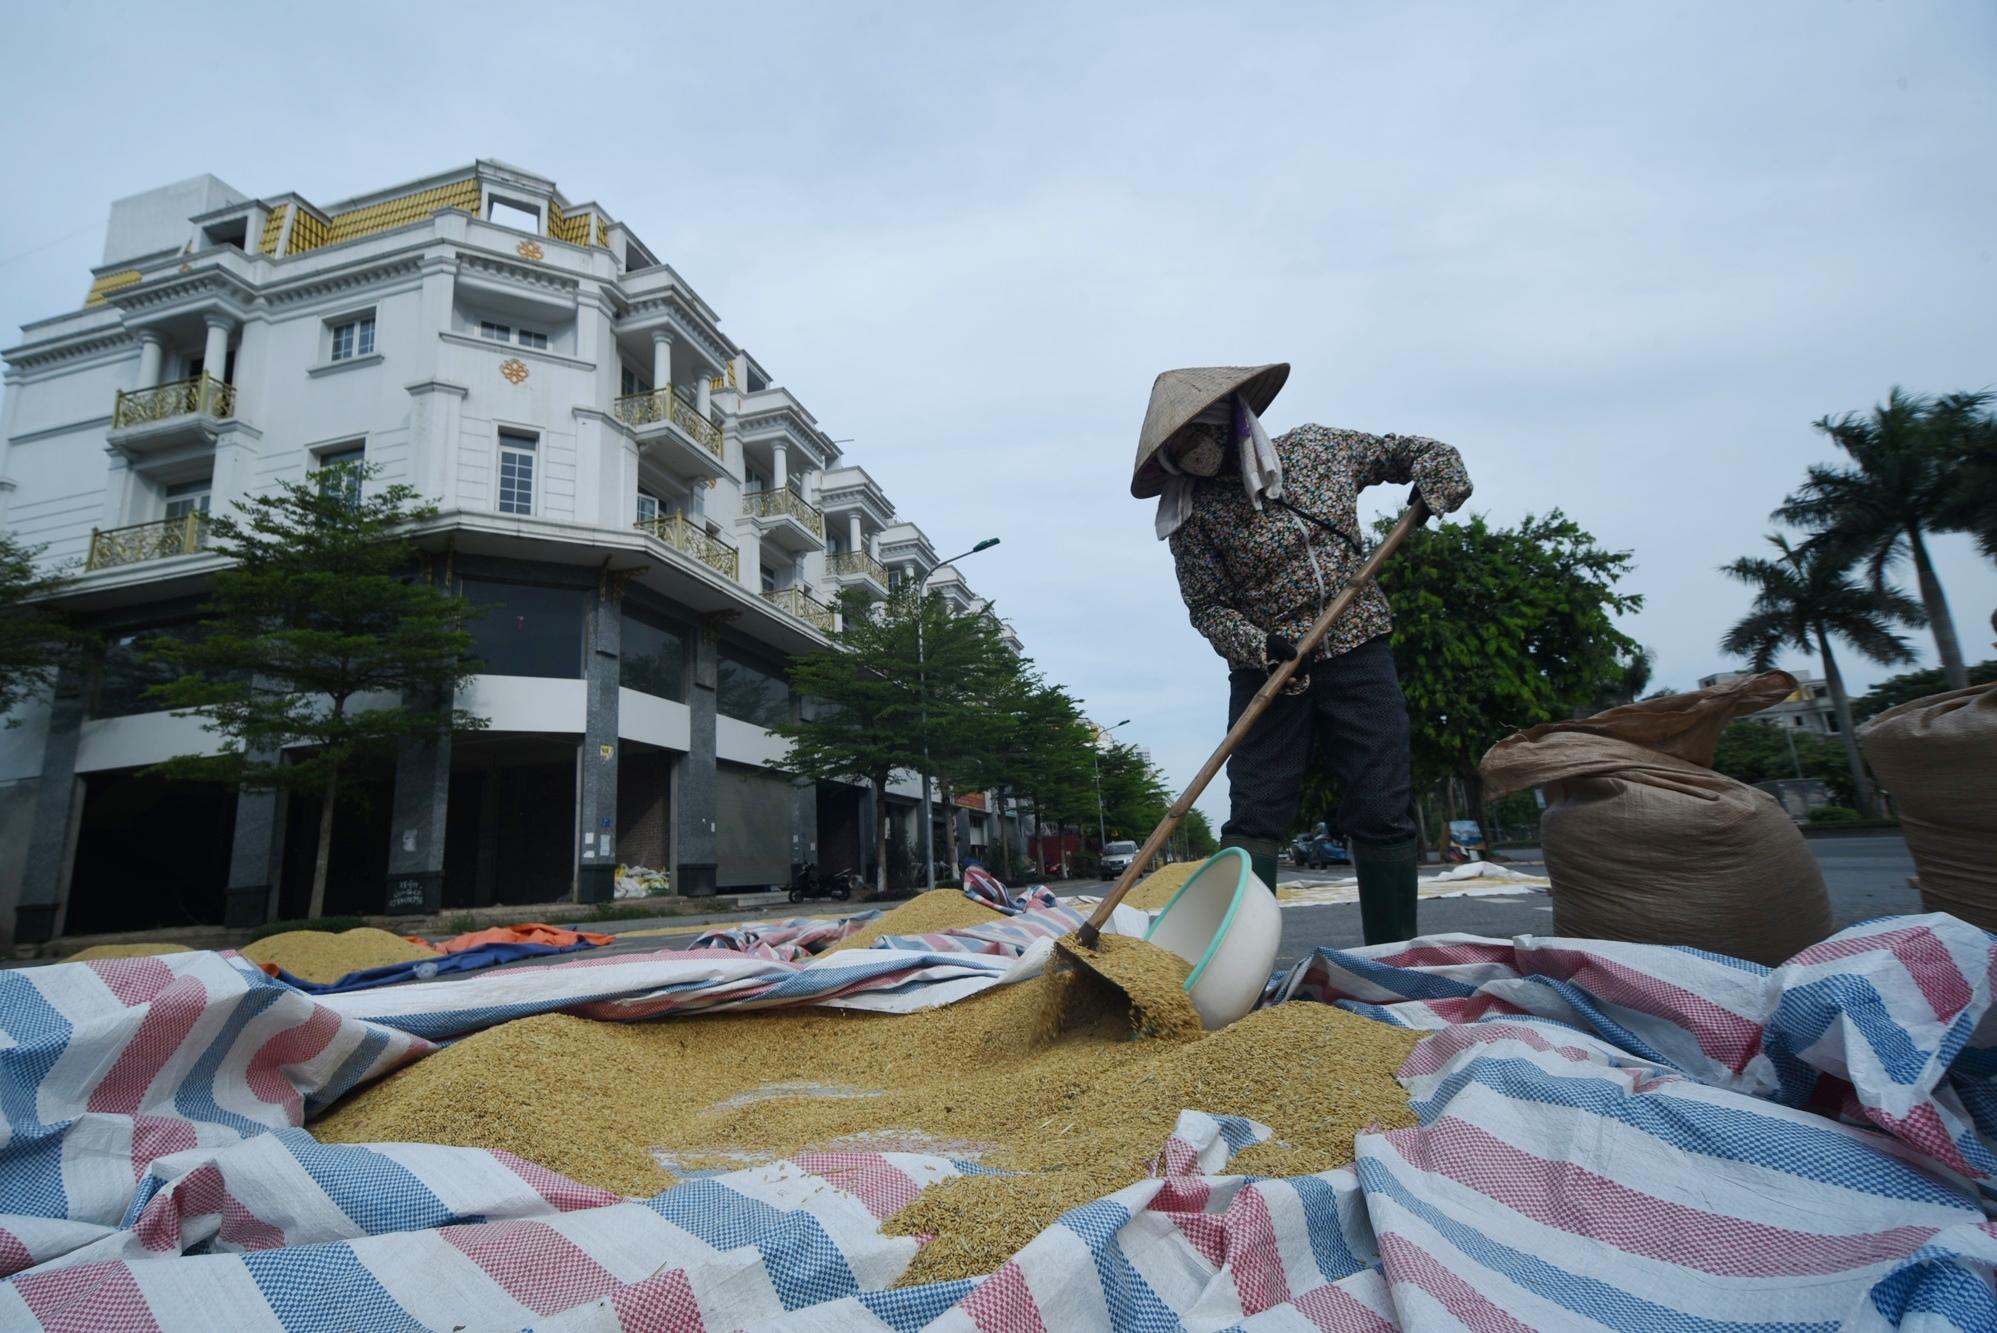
top-left (1154, 393), bottom-right (1284, 540)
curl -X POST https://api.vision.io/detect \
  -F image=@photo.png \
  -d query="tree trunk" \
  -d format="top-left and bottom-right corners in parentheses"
top-left (1815, 628), bottom-right (1877, 818)
top-left (309, 762), bottom-right (340, 920)
top-left (872, 775), bottom-right (892, 900)
top-left (1461, 768), bottom-right (1493, 856)
top-left (940, 783), bottom-right (961, 880)
top-left (994, 787), bottom-right (1011, 880)
top-left (1908, 526), bottom-right (1968, 691)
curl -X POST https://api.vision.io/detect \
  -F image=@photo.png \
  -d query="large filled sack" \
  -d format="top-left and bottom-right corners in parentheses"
top-left (1481, 671), bottom-right (1833, 965)
top-left (1861, 681), bottom-right (1997, 931)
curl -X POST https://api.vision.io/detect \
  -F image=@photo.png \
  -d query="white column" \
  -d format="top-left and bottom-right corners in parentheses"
top-left (730, 351), bottom-right (749, 390)
top-left (202, 314), bottom-right (233, 383)
top-left (136, 331), bottom-right (164, 387)
top-left (696, 375), bottom-right (712, 417)
top-left (847, 514), bottom-right (862, 553)
top-left (651, 330), bottom-right (673, 394)
top-left (771, 443), bottom-right (787, 490)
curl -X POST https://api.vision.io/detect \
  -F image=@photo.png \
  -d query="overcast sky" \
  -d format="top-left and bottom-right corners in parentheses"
top-left (4, 2), bottom-right (1993, 832)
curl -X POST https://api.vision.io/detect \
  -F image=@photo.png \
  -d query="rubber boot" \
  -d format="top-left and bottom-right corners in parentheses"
top-left (1218, 834), bottom-right (1281, 899)
top-left (1352, 838), bottom-right (1419, 945)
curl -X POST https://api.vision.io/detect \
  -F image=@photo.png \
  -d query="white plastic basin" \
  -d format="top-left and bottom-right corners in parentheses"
top-left (1144, 847), bottom-right (1282, 1030)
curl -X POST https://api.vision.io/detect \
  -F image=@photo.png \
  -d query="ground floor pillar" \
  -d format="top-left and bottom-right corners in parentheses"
top-left (674, 616), bottom-right (721, 896)
top-left (384, 704), bottom-right (451, 914)
top-left (223, 775), bottom-right (285, 927)
top-left (16, 668), bottom-right (85, 943)
top-left (576, 574), bottom-right (625, 903)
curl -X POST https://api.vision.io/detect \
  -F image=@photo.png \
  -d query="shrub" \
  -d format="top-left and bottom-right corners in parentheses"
top-left (1808, 805), bottom-right (1862, 824)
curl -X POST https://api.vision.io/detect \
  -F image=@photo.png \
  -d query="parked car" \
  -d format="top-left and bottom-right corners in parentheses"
top-left (1099, 839), bottom-right (1140, 880)
top-left (1290, 822), bottom-right (1350, 870)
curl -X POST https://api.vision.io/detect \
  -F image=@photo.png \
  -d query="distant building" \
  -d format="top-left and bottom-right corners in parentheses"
top-left (0, 161), bottom-right (1026, 942)
top-left (1699, 670), bottom-right (1842, 735)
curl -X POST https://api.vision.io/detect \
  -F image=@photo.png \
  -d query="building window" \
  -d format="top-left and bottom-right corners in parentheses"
top-left (498, 431), bottom-right (536, 515)
top-left (717, 646), bottom-right (790, 728)
top-left (461, 578), bottom-right (585, 678)
top-left (620, 366), bottom-right (643, 396)
top-left (318, 444), bottom-right (365, 508)
top-left (480, 321), bottom-right (511, 343)
top-left (761, 567), bottom-right (778, 595)
top-left (621, 601), bottom-right (688, 701)
top-left (516, 328), bottom-right (548, 350)
top-left (487, 196), bottom-right (541, 231)
top-left (164, 478), bottom-right (211, 522)
top-left (331, 315), bottom-right (375, 361)
top-left (635, 492), bottom-right (659, 526)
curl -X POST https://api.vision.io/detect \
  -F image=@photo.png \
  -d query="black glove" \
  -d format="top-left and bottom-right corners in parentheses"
top-left (1264, 633), bottom-right (1298, 671)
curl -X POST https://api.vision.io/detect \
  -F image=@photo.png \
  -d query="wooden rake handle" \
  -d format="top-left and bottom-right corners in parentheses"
top-left (1074, 498), bottom-right (1430, 948)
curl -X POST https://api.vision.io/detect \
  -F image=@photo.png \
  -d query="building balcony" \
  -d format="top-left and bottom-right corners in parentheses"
top-left (635, 514), bottom-right (739, 581)
top-left (107, 374), bottom-right (237, 454)
top-left (85, 514), bottom-right (209, 572)
top-left (740, 486), bottom-right (826, 553)
top-left (827, 550), bottom-right (889, 592)
top-left (763, 586), bottom-right (836, 634)
top-left (613, 388), bottom-right (726, 480)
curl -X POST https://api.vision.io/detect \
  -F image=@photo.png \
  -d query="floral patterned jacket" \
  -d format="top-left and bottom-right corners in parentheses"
top-left (1168, 424), bottom-right (1473, 669)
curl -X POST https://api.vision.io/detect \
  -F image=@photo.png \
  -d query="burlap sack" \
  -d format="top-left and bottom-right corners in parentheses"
top-left (1860, 682), bottom-right (1997, 932)
top-left (1480, 672), bottom-right (1833, 965)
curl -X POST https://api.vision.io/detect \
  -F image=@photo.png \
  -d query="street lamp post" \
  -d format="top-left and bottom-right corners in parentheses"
top-left (917, 537), bottom-right (1000, 891)
top-left (1091, 718), bottom-right (1131, 859)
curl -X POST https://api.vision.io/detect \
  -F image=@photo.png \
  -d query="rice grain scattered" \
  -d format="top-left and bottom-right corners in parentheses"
top-left (66, 943), bottom-right (193, 961)
top-left (1044, 932), bottom-right (1204, 1043)
top-left (1120, 862), bottom-right (1204, 911)
top-left (241, 927), bottom-right (437, 984)
top-left (311, 966), bottom-right (1419, 1284)
top-left (820, 890), bottom-right (1002, 953)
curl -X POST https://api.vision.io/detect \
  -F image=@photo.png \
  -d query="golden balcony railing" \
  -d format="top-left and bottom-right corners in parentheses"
top-left (86, 513), bottom-right (208, 572)
top-left (634, 514), bottom-right (739, 580)
top-left (742, 487), bottom-right (826, 539)
top-left (828, 550), bottom-right (889, 586)
top-left (613, 388), bottom-right (724, 459)
top-left (763, 586), bottom-right (836, 633)
top-left (112, 374), bottom-right (235, 430)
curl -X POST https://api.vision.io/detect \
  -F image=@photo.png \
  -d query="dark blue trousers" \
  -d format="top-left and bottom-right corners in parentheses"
top-left (1220, 636), bottom-right (1416, 851)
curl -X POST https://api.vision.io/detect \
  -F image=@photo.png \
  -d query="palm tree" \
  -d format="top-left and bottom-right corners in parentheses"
top-left (1776, 388), bottom-right (1985, 690)
top-left (1720, 535), bottom-right (1922, 818)
top-left (1932, 390), bottom-right (1997, 567)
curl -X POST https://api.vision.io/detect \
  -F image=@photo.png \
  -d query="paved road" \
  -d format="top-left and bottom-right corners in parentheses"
top-left (1270, 835), bottom-right (1919, 969)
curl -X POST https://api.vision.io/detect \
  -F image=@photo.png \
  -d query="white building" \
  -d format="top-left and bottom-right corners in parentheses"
top-left (0, 161), bottom-right (1014, 944)
top-left (1698, 670), bottom-right (1842, 735)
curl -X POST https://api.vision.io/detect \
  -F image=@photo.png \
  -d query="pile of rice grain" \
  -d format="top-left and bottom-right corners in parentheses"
top-left (66, 942), bottom-right (193, 961)
top-left (311, 954), bottom-right (1420, 1282)
top-left (241, 927), bottom-right (436, 984)
top-left (819, 889), bottom-right (1002, 953)
top-left (1120, 861), bottom-right (1203, 911)
top-left (1043, 932), bottom-right (1204, 1043)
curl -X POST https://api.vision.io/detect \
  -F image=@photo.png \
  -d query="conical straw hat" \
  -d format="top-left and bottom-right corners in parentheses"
top-left (1131, 364), bottom-right (1289, 499)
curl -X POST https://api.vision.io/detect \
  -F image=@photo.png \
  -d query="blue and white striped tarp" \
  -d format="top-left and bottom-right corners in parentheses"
top-left (3, 913), bottom-right (1995, 1329)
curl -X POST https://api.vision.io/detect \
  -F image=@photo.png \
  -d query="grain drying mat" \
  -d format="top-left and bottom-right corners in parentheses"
top-left (8, 915), bottom-right (1997, 1330)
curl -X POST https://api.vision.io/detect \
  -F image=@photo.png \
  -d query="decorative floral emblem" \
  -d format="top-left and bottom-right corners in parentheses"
top-left (515, 240), bottom-right (544, 261)
top-left (177, 263), bottom-right (192, 273)
top-left (500, 358), bottom-right (529, 385)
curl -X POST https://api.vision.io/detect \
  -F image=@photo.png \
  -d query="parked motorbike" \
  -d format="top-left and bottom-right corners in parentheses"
top-left (788, 864), bottom-right (855, 903)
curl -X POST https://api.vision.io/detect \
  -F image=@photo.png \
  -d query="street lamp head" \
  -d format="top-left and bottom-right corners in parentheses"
top-left (972, 537), bottom-right (1000, 552)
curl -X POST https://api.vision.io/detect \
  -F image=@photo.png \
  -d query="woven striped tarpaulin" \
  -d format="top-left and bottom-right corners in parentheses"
top-left (4, 913), bottom-right (1995, 1329)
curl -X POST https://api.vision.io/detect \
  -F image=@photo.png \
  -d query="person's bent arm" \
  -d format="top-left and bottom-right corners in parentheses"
top-left (1346, 430), bottom-right (1473, 515)
top-left (1169, 521), bottom-right (1266, 668)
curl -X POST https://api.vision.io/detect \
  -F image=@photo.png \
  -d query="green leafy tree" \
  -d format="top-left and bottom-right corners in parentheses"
top-left (1852, 659), bottom-right (1997, 723)
top-left (1378, 510), bottom-right (1643, 847)
top-left (776, 585), bottom-right (1002, 896)
top-left (1719, 533), bottom-right (1921, 818)
top-left (0, 533), bottom-right (92, 723)
top-left (1709, 720), bottom-right (1856, 806)
top-left (145, 464), bottom-right (485, 918)
top-left (1777, 388), bottom-right (1989, 691)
